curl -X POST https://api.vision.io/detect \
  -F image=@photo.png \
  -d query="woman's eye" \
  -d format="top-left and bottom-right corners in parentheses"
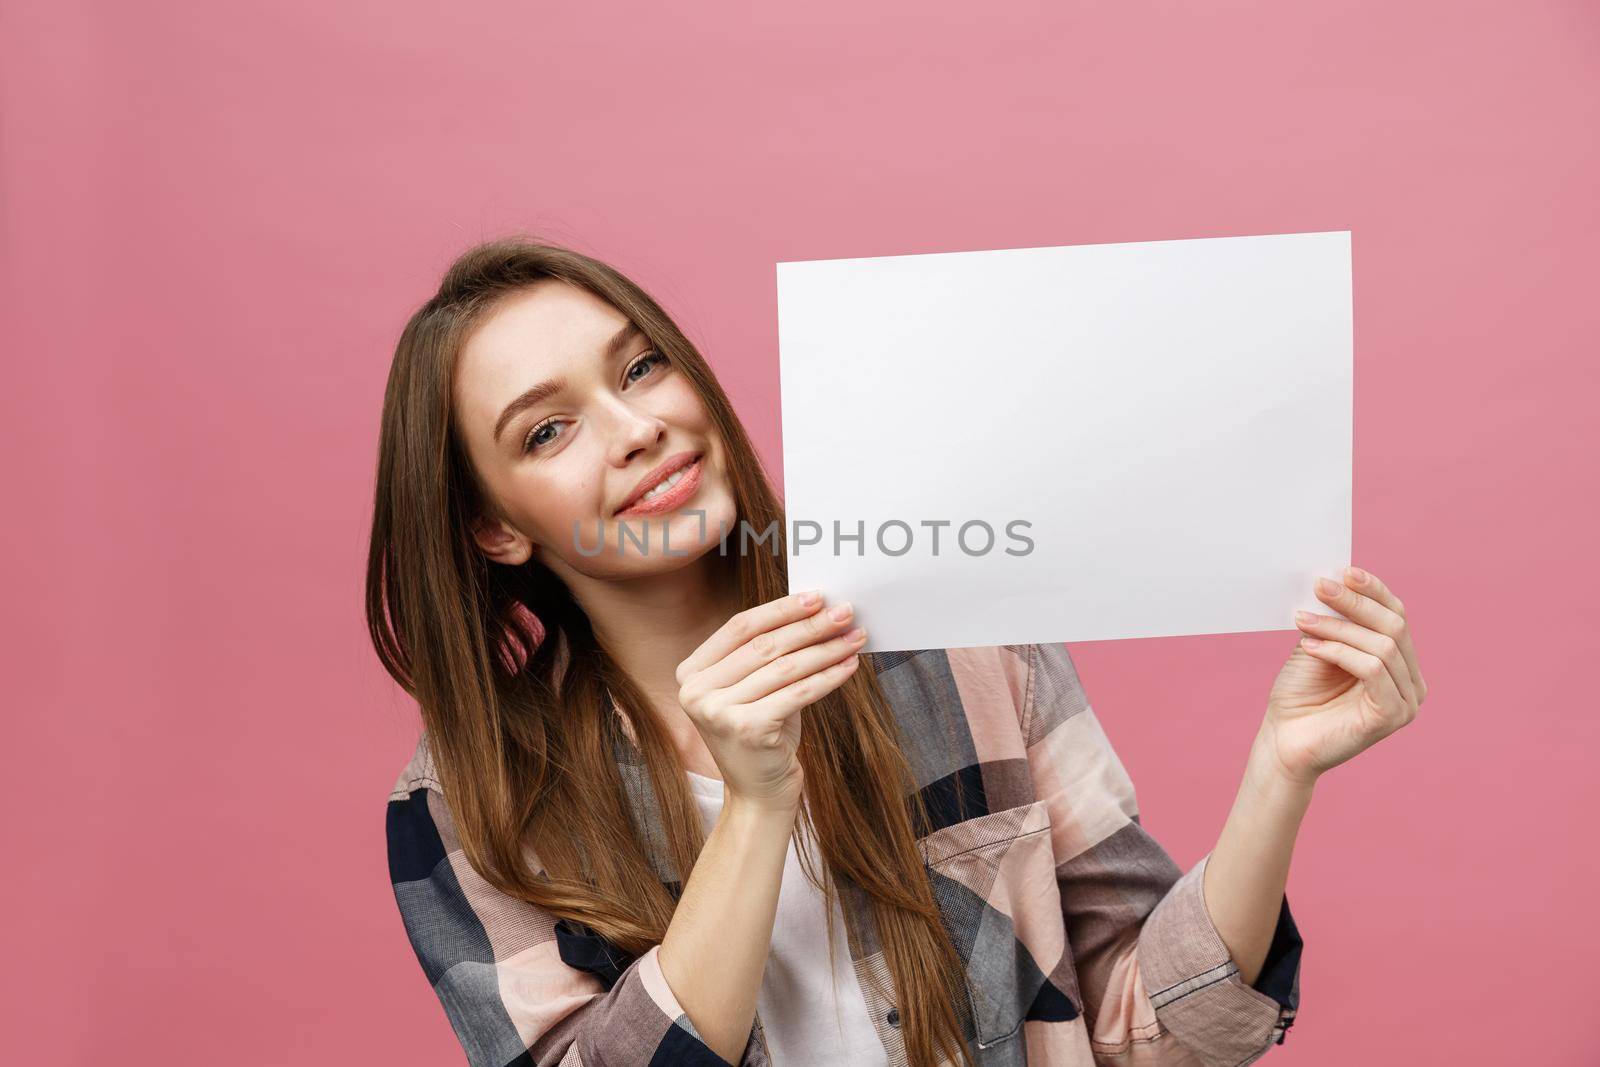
top-left (523, 419), bottom-right (565, 453)
top-left (625, 350), bottom-right (668, 384)
top-left (522, 352), bottom-right (666, 454)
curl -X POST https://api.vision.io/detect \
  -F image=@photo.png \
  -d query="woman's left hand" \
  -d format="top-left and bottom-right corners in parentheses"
top-left (1258, 566), bottom-right (1429, 787)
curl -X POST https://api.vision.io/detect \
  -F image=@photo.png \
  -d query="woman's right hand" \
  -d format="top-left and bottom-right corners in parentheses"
top-left (674, 591), bottom-right (867, 812)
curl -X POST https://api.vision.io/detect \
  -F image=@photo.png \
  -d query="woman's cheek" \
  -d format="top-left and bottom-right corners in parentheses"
top-left (659, 377), bottom-right (711, 424)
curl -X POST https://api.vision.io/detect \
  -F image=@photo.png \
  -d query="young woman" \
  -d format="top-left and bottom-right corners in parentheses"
top-left (370, 237), bottom-right (1427, 1067)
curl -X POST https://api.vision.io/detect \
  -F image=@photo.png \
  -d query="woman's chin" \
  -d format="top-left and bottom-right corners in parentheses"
top-left (547, 503), bottom-right (735, 580)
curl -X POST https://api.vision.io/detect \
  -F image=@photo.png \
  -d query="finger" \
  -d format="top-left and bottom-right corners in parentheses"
top-left (720, 625), bottom-right (869, 706)
top-left (1342, 567), bottom-right (1425, 701)
top-left (678, 591), bottom-right (826, 683)
top-left (1299, 635), bottom-right (1409, 719)
top-left (1314, 573), bottom-right (1418, 694)
top-left (698, 599), bottom-right (857, 691)
top-left (745, 647), bottom-right (862, 720)
top-left (1295, 611), bottom-right (1417, 708)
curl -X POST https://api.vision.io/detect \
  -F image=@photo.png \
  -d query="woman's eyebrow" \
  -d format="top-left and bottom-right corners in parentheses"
top-left (492, 322), bottom-right (644, 444)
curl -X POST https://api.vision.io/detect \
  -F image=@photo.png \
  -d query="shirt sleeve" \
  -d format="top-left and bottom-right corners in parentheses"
top-left (1014, 641), bottom-right (1303, 1067)
top-left (385, 783), bottom-right (764, 1067)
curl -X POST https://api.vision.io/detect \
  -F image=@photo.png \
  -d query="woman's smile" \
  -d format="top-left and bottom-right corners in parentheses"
top-left (615, 453), bottom-right (704, 518)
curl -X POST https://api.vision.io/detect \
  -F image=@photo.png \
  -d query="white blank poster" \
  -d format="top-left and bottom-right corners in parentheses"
top-left (774, 230), bottom-right (1353, 653)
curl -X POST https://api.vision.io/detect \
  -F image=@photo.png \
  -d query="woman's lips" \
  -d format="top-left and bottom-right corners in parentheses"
top-left (615, 458), bottom-right (704, 518)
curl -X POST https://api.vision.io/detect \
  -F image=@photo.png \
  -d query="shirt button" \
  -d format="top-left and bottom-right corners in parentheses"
top-left (886, 1008), bottom-right (900, 1027)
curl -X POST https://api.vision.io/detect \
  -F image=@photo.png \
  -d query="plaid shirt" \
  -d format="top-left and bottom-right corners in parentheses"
top-left (386, 642), bottom-right (1302, 1066)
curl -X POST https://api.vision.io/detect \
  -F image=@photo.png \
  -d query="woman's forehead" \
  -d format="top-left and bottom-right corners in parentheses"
top-left (454, 282), bottom-right (634, 431)
top-left (467, 282), bottom-right (625, 370)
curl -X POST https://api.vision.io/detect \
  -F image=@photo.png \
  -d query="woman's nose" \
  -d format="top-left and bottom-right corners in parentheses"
top-left (601, 399), bottom-right (666, 464)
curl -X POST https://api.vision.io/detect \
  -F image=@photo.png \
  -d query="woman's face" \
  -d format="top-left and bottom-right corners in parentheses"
top-left (452, 280), bottom-right (737, 583)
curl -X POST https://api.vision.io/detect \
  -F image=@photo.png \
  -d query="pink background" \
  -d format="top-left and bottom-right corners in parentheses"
top-left (5, 2), bottom-right (1596, 1063)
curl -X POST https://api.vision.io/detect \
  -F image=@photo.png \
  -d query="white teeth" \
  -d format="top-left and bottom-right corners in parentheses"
top-left (640, 466), bottom-right (687, 501)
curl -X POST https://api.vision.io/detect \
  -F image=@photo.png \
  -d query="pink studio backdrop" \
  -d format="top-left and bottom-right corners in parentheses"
top-left (4, 2), bottom-right (1595, 1064)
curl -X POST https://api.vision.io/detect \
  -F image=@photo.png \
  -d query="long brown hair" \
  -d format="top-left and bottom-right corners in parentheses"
top-left (365, 235), bottom-right (975, 1066)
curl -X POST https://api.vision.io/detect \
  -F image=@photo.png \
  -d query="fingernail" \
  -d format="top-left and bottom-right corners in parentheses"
top-left (1302, 636), bottom-right (1322, 648)
top-left (798, 591), bottom-right (820, 606)
top-left (830, 601), bottom-right (853, 621)
top-left (1347, 567), bottom-right (1368, 584)
top-left (1295, 611), bottom-right (1315, 624)
top-left (1317, 578), bottom-right (1341, 596)
top-left (845, 627), bottom-right (866, 641)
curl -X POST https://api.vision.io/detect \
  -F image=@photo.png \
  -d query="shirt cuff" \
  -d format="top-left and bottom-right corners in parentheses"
top-left (635, 943), bottom-right (760, 1066)
top-left (553, 918), bottom-right (767, 1066)
top-left (1136, 850), bottom-right (1303, 1066)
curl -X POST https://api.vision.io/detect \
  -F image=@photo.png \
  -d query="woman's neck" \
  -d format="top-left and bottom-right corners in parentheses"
top-left (577, 553), bottom-right (742, 775)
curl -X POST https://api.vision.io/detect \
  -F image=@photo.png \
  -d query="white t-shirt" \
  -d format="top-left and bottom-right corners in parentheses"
top-left (685, 769), bottom-right (890, 1066)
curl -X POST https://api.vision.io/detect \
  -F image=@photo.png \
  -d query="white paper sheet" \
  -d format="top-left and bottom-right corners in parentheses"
top-left (774, 230), bottom-right (1352, 652)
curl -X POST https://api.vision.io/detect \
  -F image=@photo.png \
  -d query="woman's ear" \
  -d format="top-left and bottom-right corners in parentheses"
top-left (471, 514), bottom-right (535, 566)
